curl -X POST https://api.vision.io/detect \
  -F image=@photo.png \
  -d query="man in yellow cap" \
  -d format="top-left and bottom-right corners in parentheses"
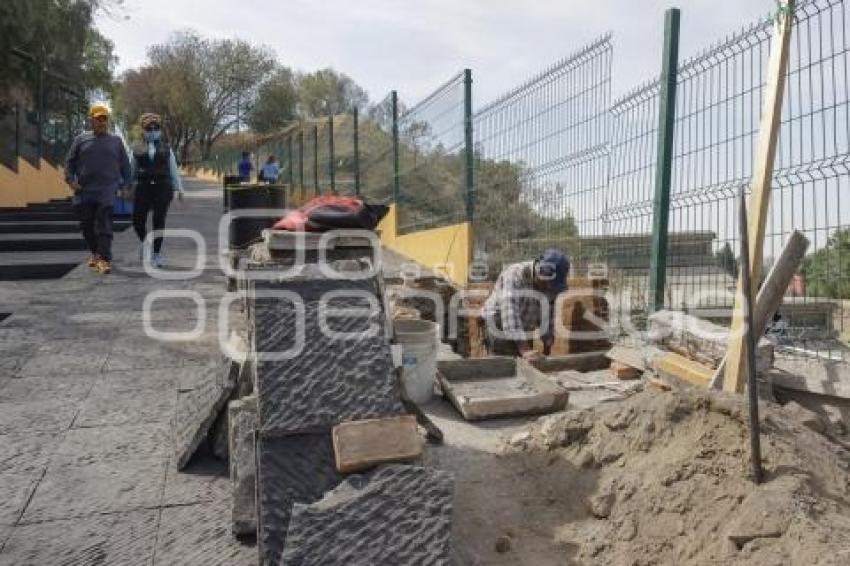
top-left (64, 103), bottom-right (131, 274)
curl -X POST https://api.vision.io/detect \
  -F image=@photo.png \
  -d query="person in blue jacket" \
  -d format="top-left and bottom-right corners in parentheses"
top-left (130, 113), bottom-right (184, 268)
top-left (237, 151), bottom-right (253, 182)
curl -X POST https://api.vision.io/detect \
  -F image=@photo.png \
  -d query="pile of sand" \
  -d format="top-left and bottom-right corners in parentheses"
top-left (508, 389), bottom-right (850, 565)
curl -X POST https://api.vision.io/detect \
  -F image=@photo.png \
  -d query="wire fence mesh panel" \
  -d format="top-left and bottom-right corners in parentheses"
top-left (473, 34), bottom-right (614, 276)
top-left (359, 93), bottom-right (395, 203)
top-left (396, 72), bottom-right (468, 234)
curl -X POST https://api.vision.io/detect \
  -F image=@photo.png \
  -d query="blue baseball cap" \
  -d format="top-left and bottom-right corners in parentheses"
top-left (535, 248), bottom-right (569, 292)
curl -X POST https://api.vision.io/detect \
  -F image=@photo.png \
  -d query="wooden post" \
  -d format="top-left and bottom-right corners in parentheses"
top-left (723, 1), bottom-right (795, 393)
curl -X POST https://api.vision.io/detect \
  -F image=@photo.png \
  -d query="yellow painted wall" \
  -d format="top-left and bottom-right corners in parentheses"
top-left (377, 204), bottom-right (472, 286)
top-left (0, 159), bottom-right (71, 207)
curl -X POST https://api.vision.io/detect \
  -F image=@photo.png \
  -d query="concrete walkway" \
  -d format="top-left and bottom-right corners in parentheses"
top-left (0, 179), bottom-right (255, 564)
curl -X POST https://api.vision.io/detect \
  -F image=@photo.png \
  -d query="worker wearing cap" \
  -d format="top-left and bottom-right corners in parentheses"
top-left (64, 103), bottom-right (131, 274)
top-left (130, 113), bottom-right (184, 268)
top-left (480, 249), bottom-right (570, 359)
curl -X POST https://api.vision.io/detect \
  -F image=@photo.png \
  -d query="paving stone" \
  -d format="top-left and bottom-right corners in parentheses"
top-left (0, 400), bottom-right (78, 434)
top-left (257, 433), bottom-right (342, 566)
top-left (282, 465), bottom-right (454, 566)
top-left (0, 509), bottom-right (158, 566)
top-left (103, 346), bottom-right (188, 371)
top-left (74, 386), bottom-right (177, 428)
top-left (0, 472), bottom-right (40, 526)
top-left (52, 424), bottom-right (169, 467)
top-left (18, 353), bottom-right (107, 376)
top-left (0, 375), bottom-right (94, 403)
top-left (253, 275), bottom-right (403, 435)
top-left (229, 397), bottom-right (257, 536)
top-left (153, 500), bottom-right (256, 566)
top-left (171, 362), bottom-right (235, 470)
top-left (21, 459), bottom-right (166, 523)
top-left (161, 455), bottom-right (230, 507)
top-left (35, 338), bottom-right (114, 356)
top-left (0, 431), bottom-right (61, 475)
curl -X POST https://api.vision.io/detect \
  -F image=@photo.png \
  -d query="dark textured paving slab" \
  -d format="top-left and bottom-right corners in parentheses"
top-left (161, 455), bottom-right (230, 507)
top-left (0, 375), bottom-right (94, 403)
top-left (74, 385), bottom-right (177, 428)
top-left (153, 500), bottom-right (256, 566)
top-left (0, 472), bottom-right (39, 526)
top-left (0, 431), bottom-right (61, 475)
top-left (171, 361), bottom-right (235, 470)
top-left (257, 433), bottom-right (342, 566)
top-left (282, 465), bottom-right (454, 566)
top-left (20, 458), bottom-right (166, 523)
top-left (52, 424), bottom-right (169, 467)
top-left (0, 400), bottom-right (77, 434)
top-left (253, 273), bottom-right (403, 435)
top-left (0, 509), bottom-right (158, 566)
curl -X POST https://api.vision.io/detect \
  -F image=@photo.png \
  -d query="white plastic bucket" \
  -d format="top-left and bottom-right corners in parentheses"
top-left (393, 319), bottom-right (440, 404)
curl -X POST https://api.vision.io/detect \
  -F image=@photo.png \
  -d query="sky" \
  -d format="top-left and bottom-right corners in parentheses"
top-left (97, 0), bottom-right (778, 109)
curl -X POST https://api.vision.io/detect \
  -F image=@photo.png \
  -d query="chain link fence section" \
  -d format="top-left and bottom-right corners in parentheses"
top-left (472, 34), bottom-right (614, 275)
top-left (396, 71), bottom-right (470, 234)
top-left (358, 93), bottom-right (395, 203)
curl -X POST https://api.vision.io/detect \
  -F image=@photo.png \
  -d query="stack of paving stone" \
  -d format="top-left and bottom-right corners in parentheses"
top-left (232, 259), bottom-right (454, 565)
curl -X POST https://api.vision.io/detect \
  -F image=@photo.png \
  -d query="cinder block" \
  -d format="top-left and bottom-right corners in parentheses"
top-left (281, 464), bottom-right (454, 566)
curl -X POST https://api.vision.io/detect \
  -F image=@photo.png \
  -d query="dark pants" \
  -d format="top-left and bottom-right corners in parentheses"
top-left (133, 183), bottom-right (173, 254)
top-left (479, 317), bottom-right (530, 357)
top-left (75, 202), bottom-right (113, 261)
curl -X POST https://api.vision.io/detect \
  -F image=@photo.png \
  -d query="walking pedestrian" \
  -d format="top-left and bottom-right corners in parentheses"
top-left (237, 151), bottom-right (253, 182)
top-left (131, 113), bottom-right (184, 268)
top-left (64, 102), bottom-right (131, 274)
top-left (259, 154), bottom-right (280, 184)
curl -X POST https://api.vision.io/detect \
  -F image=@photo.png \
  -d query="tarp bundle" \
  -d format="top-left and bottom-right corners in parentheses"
top-left (272, 196), bottom-right (389, 232)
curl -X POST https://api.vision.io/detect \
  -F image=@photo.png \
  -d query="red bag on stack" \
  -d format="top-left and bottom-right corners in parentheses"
top-left (272, 196), bottom-right (389, 232)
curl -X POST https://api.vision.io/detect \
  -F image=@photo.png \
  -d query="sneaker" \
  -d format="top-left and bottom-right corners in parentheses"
top-left (152, 253), bottom-right (164, 269)
top-left (87, 255), bottom-right (99, 269)
top-left (95, 259), bottom-right (112, 274)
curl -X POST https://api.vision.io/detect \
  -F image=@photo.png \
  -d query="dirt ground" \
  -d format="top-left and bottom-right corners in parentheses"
top-left (425, 383), bottom-right (850, 566)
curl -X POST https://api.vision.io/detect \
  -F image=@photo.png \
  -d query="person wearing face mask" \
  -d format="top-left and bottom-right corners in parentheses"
top-left (64, 103), bottom-right (131, 274)
top-left (130, 113), bottom-right (184, 268)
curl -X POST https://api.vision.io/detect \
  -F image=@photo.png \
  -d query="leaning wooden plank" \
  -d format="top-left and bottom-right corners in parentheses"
top-left (332, 415), bottom-right (423, 474)
top-left (724, 1), bottom-right (796, 393)
top-left (654, 352), bottom-right (713, 388)
top-left (708, 230), bottom-right (810, 388)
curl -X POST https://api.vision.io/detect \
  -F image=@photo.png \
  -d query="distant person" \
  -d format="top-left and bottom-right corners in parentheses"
top-left (480, 249), bottom-right (570, 359)
top-left (131, 113), bottom-right (184, 268)
top-left (259, 155), bottom-right (280, 184)
top-left (237, 151), bottom-right (253, 182)
top-left (64, 102), bottom-right (131, 275)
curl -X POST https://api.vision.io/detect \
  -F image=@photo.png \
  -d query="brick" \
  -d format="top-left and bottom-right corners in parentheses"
top-left (610, 361), bottom-right (641, 380)
top-left (653, 352), bottom-right (713, 388)
top-left (332, 415), bottom-right (423, 474)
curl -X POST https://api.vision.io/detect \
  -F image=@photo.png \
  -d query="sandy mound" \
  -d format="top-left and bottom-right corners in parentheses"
top-left (509, 389), bottom-right (850, 565)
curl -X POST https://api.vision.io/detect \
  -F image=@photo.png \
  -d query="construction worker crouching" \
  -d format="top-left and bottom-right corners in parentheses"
top-left (480, 249), bottom-right (570, 360)
top-left (64, 103), bottom-right (131, 274)
top-left (131, 113), bottom-right (184, 268)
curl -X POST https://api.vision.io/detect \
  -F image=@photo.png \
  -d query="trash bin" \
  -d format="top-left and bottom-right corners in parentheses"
top-left (228, 185), bottom-right (272, 249)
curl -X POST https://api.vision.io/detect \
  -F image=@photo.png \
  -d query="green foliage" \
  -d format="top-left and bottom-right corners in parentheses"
top-left (247, 67), bottom-right (298, 133)
top-left (803, 228), bottom-right (850, 299)
top-left (297, 68), bottom-right (368, 117)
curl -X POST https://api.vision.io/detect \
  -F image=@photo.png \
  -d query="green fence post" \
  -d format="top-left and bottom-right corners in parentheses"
top-left (36, 63), bottom-right (44, 167)
top-left (463, 69), bottom-right (474, 222)
top-left (328, 115), bottom-right (335, 193)
top-left (299, 128), bottom-right (305, 200)
top-left (391, 90), bottom-right (400, 206)
top-left (14, 102), bottom-right (20, 165)
top-left (353, 107), bottom-right (360, 196)
top-left (313, 125), bottom-right (319, 195)
top-left (288, 136), bottom-right (294, 186)
top-left (649, 8), bottom-right (681, 313)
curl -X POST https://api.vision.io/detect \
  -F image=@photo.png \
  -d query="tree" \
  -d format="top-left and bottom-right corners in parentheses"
top-left (246, 67), bottom-right (298, 133)
top-left (296, 68), bottom-right (368, 117)
top-left (803, 228), bottom-right (850, 299)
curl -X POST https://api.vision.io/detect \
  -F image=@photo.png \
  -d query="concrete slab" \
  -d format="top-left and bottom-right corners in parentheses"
top-left (0, 509), bottom-right (158, 566)
top-left (229, 397), bottom-right (257, 536)
top-left (0, 400), bottom-right (77, 434)
top-left (153, 500), bottom-right (256, 566)
top-left (282, 465), bottom-right (454, 566)
top-left (18, 352), bottom-right (107, 376)
top-left (0, 431), bottom-right (61, 475)
top-left (0, 375), bottom-right (94, 403)
top-left (20, 459), bottom-right (166, 523)
top-left (52, 424), bottom-right (169, 467)
top-left (74, 386), bottom-right (177, 428)
top-left (256, 433), bottom-right (342, 566)
top-left (0, 472), bottom-right (39, 526)
top-left (161, 456), bottom-right (230, 507)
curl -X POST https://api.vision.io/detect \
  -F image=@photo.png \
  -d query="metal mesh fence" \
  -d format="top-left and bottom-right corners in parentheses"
top-left (396, 71), bottom-right (470, 234)
top-left (358, 93), bottom-right (395, 203)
